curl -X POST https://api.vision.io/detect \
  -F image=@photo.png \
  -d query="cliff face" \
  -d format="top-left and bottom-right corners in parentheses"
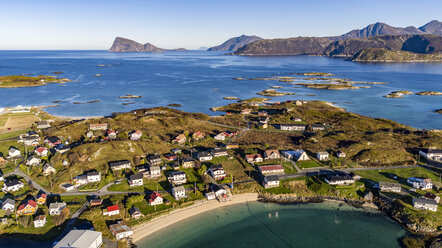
top-left (234, 37), bottom-right (332, 55)
top-left (108, 37), bottom-right (186, 52)
top-left (207, 35), bottom-right (262, 51)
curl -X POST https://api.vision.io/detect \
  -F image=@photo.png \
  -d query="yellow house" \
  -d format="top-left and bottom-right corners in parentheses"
top-left (16, 200), bottom-right (38, 216)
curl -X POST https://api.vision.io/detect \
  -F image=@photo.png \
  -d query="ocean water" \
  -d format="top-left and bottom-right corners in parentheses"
top-left (136, 201), bottom-right (407, 248)
top-left (0, 50), bottom-right (441, 129)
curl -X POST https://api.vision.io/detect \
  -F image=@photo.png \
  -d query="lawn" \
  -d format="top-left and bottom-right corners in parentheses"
top-left (297, 160), bottom-right (322, 169)
top-left (107, 178), bottom-right (166, 192)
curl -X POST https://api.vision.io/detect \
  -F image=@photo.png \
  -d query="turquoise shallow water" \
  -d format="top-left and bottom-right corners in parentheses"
top-left (0, 51), bottom-right (441, 129)
top-left (136, 202), bottom-right (406, 248)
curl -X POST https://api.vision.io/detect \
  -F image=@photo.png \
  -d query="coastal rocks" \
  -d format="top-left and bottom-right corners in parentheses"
top-left (270, 86), bottom-right (283, 89)
top-left (119, 94), bottom-right (142, 99)
top-left (416, 91), bottom-right (442, 96)
top-left (97, 64), bottom-right (112, 67)
top-left (293, 72), bottom-right (335, 76)
top-left (434, 109), bottom-right (442, 114)
top-left (295, 83), bottom-right (360, 90)
top-left (223, 96), bottom-right (240, 100)
top-left (384, 91), bottom-right (413, 98)
top-left (73, 100), bottom-right (101, 104)
top-left (95, 74), bottom-right (102, 77)
top-left (167, 103), bottom-right (182, 107)
top-left (257, 89), bottom-right (294, 97)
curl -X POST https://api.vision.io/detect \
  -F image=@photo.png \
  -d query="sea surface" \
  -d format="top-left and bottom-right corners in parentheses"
top-left (0, 50), bottom-right (441, 129)
top-left (136, 201), bottom-right (407, 248)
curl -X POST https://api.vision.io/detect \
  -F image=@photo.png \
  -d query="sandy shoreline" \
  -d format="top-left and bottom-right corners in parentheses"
top-left (132, 193), bottom-right (259, 243)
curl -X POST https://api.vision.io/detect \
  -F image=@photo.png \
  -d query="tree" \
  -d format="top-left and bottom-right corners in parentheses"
top-left (198, 165), bottom-right (207, 176)
top-left (125, 195), bottom-right (144, 208)
top-left (19, 216), bottom-right (32, 228)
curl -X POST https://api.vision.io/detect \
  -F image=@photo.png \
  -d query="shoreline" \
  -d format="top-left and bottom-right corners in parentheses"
top-left (132, 193), bottom-right (259, 243)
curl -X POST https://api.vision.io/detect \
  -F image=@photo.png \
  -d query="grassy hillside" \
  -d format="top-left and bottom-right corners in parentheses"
top-left (350, 48), bottom-right (442, 62)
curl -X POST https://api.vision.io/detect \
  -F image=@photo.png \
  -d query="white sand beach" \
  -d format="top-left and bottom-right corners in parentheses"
top-left (132, 193), bottom-right (259, 242)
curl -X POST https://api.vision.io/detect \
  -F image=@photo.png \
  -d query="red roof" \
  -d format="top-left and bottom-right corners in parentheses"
top-left (107, 130), bottom-right (116, 134)
top-left (246, 154), bottom-right (262, 159)
top-left (17, 200), bottom-right (37, 211)
top-left (260, 164), bottom-right (284, 171)
top-left (37, 193), bottom-right (47, 200)
top-left (149, 192), bottom-right (162, 202)
top-left (107, 205), bottom-right (119, 212)
top-left (36, 147), bottom-right (47, 153)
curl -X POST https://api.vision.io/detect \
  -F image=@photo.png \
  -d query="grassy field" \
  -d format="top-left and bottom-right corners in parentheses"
top-left (0, 75), bottom-right (68, 88)
top-left (297, 160), bottom-right (322, 169)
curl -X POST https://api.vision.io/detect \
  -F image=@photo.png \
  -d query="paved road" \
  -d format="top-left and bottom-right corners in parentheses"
top-left (5, 167), bottom-right (49, 194)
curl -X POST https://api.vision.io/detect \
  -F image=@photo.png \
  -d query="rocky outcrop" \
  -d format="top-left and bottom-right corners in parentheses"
top-left (109, 37), bottom-right (187, 52)
top-left (235, 37), bottom-right (332, 55)
top-left (350, 48), bottom-right (442, 63)
top-left (208, 35), bottom-right (262, 51)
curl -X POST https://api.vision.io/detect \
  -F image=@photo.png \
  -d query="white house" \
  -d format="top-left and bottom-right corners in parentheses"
top-left (211, 147), bottom-right (228, 157)
top-left (214, 133), bottom-right (226, 141)
top-left (337, 151), bottom-right (346, 158)
top-left (33, 215), bottom-right (46, 228)
top-left (210, 184), bottom-right (227, 198)
top-left (245, 154), bottom-right (263, 163)
top-left (181, 158), bottom-right (195, 168)
top-left (205, 191), bottom-right (216, 200)
top-left (263, 175), bottom-right (280, 188)
top-left (278, 124), bottom-right (306, 131)
top-left (2, 180), bottom-right (24, 193)
top-left (109, 221), bottom-right (133, 241)
top-left (259, 164), bottom-right (285, 175)
top-left (149, 192), bottom-right (163, 206)
top-left (149, 166), bottom-right (162, 178)
top-left (282, 150), bottom-right (309, 161)
top-left (378, 182), bottom-right (401, 193)
top-left (109, 160), bottom-right (132, 171)
top-left (103, 205), bottom-right (120, 216)
top-left (49, 202), bottom-right (67, 216)
top-left (1, 198), bottom-right (15, 211)
top-left (54, 230), bottom-right (102, 248)
top-left (325, 174), bottom-right (355, 185)
top-left (42, 164), bottom-right (56, 176)
top-left (419, 148), bottom-right (442, 161)
top-left (407, 177), bottom-right (433, 190)
top-left (8, 147), bottom-right (21, 158)
top-left (172, 186), bottom-right (187, 200)
top-left (412, 197), bottom-right (438, 212)
top-left (197, 151), bottom-right (213, 162)
top-left (26, 156), bottom-right (41, 166)
top-left (129, 130), bottom-right (143, 141)
top-left (208, 164), bottom-right (227, 180)
top-left (317, 152), bottom-right (329, 161)
top-left (168, 171), bottom-right (187, 185)
top-left (87, 171), bottom-right (101, 183)
top-left (34, 146), bottom-right (49, 157)
top-left (21, 136), bottom-right (40, 147)
top-left (264, 150), bottom-right (280, 160)
top-left (129, 173), bottom-right (143, 187)
top-left (423, 193), bottom-right (440, 203)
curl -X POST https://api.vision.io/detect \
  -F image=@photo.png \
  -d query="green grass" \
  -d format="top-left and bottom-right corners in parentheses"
top-left (107, 179), bottom-right (166, 192)
top-left (264, 184), bottom-right (293, 194)
top-left (297, 160), bottom-right (322, 169)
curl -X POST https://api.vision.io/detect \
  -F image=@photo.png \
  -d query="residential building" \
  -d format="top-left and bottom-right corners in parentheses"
top-left (107, 130), bottom-right (117, 139)
top-left (109, 221), bottom-right (133, 241)
top-left (171, 162), bottom-right (180, 171)
top-left (129, 173), bottom-right (143, 187)
top-left (263, 175), bottom-right (280, 188)
top-left (171, 148), bottom-right (182, 154)
top-left (311, 124), bottom-right (326, 131)
top-left (205, 191), bottom-right (216, 200)
top-left (208, 164), bottom-right (227, 180)
top-left (241, 108), bottom-right (252, 114)
top-left (325, 174), bottom-right (355, 185)
top-left (291, 117), bottom-right (302, 122)
top-left (423, 193), bottom-right (440, 203)
top-left (44, 136), bottom-right (61, 147)
top-left (259, 164), bottom-right (285, 175)
top-left (378, 182), bottom-right (401, 193)
top-left (173, 134), bottom-right (186, 144)
top-left (226, 144), bottom-right (239, 149)
top-left (164, 153), bottom-right (177, 161)
top-left (55, 144), bottom-right (70, 154)
top-left (172, 186), bottom-right (187, 200)
top-left (60, 183), bottom-right (75, 191)
top-left (149, 166), bottom-right (162, 178)
top-left (1, 198), bottom-right (15, 211)
top-left (407, 177), bottom-right (433, 190)
top-left (49, 202), bottom-right (67, 216)
top-left (89, 198), bottom-right (103, 207)
top-left (214, 133), bottom-right (226, 141)
top-left (103, 205), bottom-right (120, 216)
top-left (337, 151), bottom-right (346, 158)
top-left (8, 147), bottom-right (21, 158)
top-left (129, 130), bottom-right (143, 141)
top-left (21, 136), bottom-right (40, 147)
top-left (181, 158), bottom-right (195, 168)
top-left (34, 146), bottom-right (49, 157)
top-left (192, 131), bottom-right (205, 140)
top-left (42, 164), bottom-right (56, 176)
top-left (412, 198), bottom-right (438, 212)
top-left (282, 150), bottom-right (309, 161)
top-left (54, 230), bottom-right (103, 248)
top-left (197, 151), bottom-right (213, 162)
top-left (317, 152), bottom-right (329, 161)
top-left (211, 147), bottom-right (228, 157)
top-left (245, 154), bottom-right (263, 163)
top-left (129, 206), bottom-right (144, 219)
top-left (419, 148), bottom-right (442, 161)
top-left (258, 110), bottom-right (268, 116)
top-left (36, 192), bottom-right (47, 205)
top-left (26, 155), bottom-right (41, 166)
top-left (278, 124), bottom-right (306, 131)
top-left (147, 155), bottom-right (162, 166)
top-left (16, 200), bottom-right (38, 216)
top-left (149, 192), bottom-right (164, 206)
top-left (264, 150), bottom-right (280, 160)
top-left (210, 184), bottom-right (227, 198)
top-left (33, 215), bottom-right (46, 228)
top-left (87, 171), bottom-right (101, 183)
top-left (2, 180), bottom-right (24, 193)
top-left (88, 123), bottom-right (108, 131)
top-left (168, 171), bottom-right (187, 185)
top-left (109, 160), bottom-right (132, 171)
top-left (74, 175), bottom-right (88, 186)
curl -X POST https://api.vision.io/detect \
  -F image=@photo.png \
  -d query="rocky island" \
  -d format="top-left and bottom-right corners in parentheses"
top-left (0, 75), bottom-right (71, 88)
top-left (384, 91), bottom-right (414, 98)
top-left (257, 89), bottom-right (294, 96)
top-left (109, 37), bottom-right (187, 52)
top-left (119, 94), bottom-right (142, 99)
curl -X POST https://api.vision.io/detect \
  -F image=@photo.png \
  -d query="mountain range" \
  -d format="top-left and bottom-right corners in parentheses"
top-left (109, 20), bottom-right (442, 58)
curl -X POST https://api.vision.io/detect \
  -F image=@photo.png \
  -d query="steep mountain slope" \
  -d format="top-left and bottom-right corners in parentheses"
top-left (418, 20), bottom-right (442, 36)
top-left (207, 35), bottom-right (262, 51)
top-left (234, 37), bottom-right (332, 55)
top-left (109, 37), bottom-right (186, 52)
top-left (340, 22), bottom-right (425, 39)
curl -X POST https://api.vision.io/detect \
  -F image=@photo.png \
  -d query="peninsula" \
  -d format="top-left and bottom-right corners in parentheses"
top-left (0, 75), bottom-right (71, 88)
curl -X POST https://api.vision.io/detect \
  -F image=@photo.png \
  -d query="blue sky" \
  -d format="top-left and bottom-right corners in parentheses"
top-left (0, 0), bottom-right (441, 50)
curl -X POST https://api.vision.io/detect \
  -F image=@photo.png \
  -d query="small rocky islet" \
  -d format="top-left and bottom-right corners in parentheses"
top-left (384, 90), bottom-right (442, 98)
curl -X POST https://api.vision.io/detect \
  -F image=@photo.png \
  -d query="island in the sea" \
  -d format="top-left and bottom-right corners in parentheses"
top-left (0, 75), bottom-right (71, 88)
